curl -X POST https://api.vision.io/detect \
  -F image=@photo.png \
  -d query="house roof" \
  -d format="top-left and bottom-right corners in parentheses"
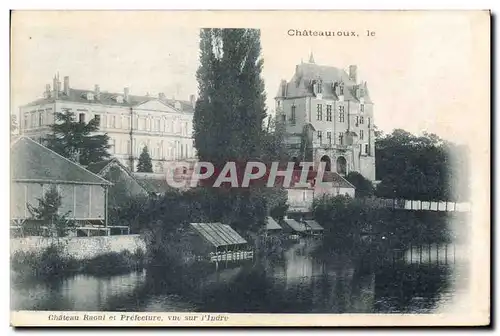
top-left (320, 172), bottom-right (356, 189)
top-left (23, 88), bottom-right (195, 113)
top-left (266, 216), bottom-right (282, 230)
top-left (190, 223), bottom-right (247, 248)
top-left (11, 136), bottom-right (111, 186)
top-left (304, 220), bottom-right (324, 231)
top-left (87, 158), bottom-right (148, 193)
top-left (276, 62), bottom-right (373, 103)
top-left (133, 172), bottom-right (174, 195)
top-left (283, 218), bottom-right (307, 232)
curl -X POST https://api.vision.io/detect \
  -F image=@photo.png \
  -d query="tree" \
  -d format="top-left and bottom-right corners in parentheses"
top-left (346, 171), bottom-right (375, 198)
top-left (27, 185), bottom-right (75, 237)
top-left (136, 146), bottom-right (153, 173)
top-left (194, 28), bottom-right (267, 166)
top-left (375, 129), bottom-right (468, 201)
top-left (45, 111), bottom-right (110, 166)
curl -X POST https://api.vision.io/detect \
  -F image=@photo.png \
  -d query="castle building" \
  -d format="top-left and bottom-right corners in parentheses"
top-left (19, 74), bottom-right (196, 173)
top-left (275, 55), bottom-right (376, 181)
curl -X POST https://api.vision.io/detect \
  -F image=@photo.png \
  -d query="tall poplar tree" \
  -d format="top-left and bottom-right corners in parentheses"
top-left (193, 29), bottom-right (270, 233)
top-left (194, 28), bottom-right (267, 166)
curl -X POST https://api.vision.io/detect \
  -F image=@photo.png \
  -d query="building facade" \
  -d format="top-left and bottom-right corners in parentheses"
top-left (20, 74), bottom-right (196, 173)
top-left (275, 55), bottom-right (376, 181)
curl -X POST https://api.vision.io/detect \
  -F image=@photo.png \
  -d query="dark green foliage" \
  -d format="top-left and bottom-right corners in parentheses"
top-left (11, 246), bottom-right (146, 279)
top-left (45, 111), bottom-right (110, 166)
top-left (26, 185), bottom-right (75, 237)
top-left (194, 28), bottom-right (267, 165)
top-left (346, 171), bottom-right (375, 197)
top-left (136, 146), bottom-right (153, 173)
top-left (375, 129), bottom-right (470, 201)
top-left (312, 194), bottom-right (455, 252)
top-left (108, 195), bottom-right (151, 234)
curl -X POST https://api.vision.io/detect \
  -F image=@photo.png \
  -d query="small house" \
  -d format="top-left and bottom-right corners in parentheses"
top-left (303, 219), bottom-right (324, 236)
top-left (10, 137), bottom-right (112, 236)
top-left (265, 216), bottom-right (283, 234)
top-left (187, 223), bottom-right (252, 262)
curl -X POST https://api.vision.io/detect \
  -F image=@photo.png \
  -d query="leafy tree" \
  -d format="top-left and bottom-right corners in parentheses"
top-left (375, 129), bottom-right (469, 201)
top-left (45, 111), bottom-right (110, 166)
top-left (27, 185), bottom-right (75, 237)
top-left (346, 171), bottom-right (375, 198)
top-left (194, 28), bottom-right (267, 166)
top-left (136, 146), bottom-right (153, 173)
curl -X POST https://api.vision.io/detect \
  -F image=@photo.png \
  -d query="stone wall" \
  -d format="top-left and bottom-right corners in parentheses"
top-left (10, 235), bottom-right (146, 260)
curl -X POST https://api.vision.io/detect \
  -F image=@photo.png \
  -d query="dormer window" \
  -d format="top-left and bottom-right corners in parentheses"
top-left (115, 96), bottom-right (124, 103)
top-left (312, 79), bottom-right (323, 96)
top-left (339, 82), bottom-right (344, 96)
top-left (174, 101), bottom-right (182, 110)
top-left (86, 92), bottom-right (94, 100)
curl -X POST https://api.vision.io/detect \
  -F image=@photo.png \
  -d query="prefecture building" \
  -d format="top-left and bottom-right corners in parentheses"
top-left (275, 55), bottom-right (376, 181)
top-left (19, 74), bottom-right (196, 173)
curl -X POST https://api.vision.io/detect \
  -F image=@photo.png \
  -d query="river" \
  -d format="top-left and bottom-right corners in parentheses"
top-left (11, 240), bottom-right (470, 314)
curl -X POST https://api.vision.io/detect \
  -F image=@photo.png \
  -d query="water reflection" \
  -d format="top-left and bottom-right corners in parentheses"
top-left (11, 241), bottom-right (467, 313)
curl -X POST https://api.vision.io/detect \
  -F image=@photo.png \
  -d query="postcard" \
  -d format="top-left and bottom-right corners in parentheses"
top-left (9, 10), bottom-right (490, 327)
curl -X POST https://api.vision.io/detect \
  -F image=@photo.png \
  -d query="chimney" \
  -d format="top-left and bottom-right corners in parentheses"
top-left (124, 87), bottom-right (129, 102)
top-left (63, 76), bottom-right (70, 95)
top-left (52, 75), bottom-right (59, 99)
top-left (159, 92), bottom-right (166, 100)
top-left (45, 84), bottom-right (51, 98)
top-left (280, 80), bottom-right (287, 97)
top-left (94, 84), bottom-right (100, 100)
top-left (349, 65), bottom-right (357, 83)
top-left (189, 94), bottom-right (196, 108)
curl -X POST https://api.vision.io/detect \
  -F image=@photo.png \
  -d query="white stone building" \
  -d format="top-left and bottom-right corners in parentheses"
top-left (19, 74), bottom-right (196, 172)
top-left (275, 55), bottom-right (376, 181)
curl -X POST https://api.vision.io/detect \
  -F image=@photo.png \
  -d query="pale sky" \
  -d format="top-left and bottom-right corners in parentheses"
top-left (11, 11), bottom-right (489, 145)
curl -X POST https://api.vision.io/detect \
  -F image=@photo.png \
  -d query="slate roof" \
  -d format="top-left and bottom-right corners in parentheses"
top-left (276, 62), bottom-right (373, 103)
top-left (23, 88), bottom-right (194, 113)
top-left (266, 216), bottom-right (282, 230)
top-left (134, 173), bottom-right (174, 195)
top-left (87, 158), bottom-right (148, 192)
top-left (283, 218), bottom-right (307, 232)
top-left (304, 220), bottom-right (324, 231)
top-left (11, 136), bottom-right (111, 185)
top-left (190, 223), bottom-right (248, 248)
top-left (319, 172), bottom-right (356, 189)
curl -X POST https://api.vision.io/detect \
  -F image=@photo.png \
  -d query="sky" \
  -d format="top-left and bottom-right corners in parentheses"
top-left (11, 11), bottom-right (489, 145)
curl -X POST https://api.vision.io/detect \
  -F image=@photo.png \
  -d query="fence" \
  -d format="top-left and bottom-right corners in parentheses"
top-left (360, 198), bottom-right (471, 212)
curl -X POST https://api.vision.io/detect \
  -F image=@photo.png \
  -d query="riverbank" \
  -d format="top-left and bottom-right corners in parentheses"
top-left (11, 243), bottom-right (146, 281)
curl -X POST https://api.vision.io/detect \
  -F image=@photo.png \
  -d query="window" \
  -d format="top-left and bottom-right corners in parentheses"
top-left (138, 118), bottom-right (145, 131)
top-left (365, 144), bottom-right (369, 155)
top-left (317, 131), bottom-right (322, 144)
top-left (339, 83), bottom-right (344, 95)
top-left (316, 82), bottom-right (322, 94)
top-left (24, 114), bottom-right (28, 129)
top-left (368, 117), bottom-right (371, 127)
top-left (339, 106), bottom-right (345, 122)
top-left (109, 115), bottom-right (116, 128)
top-left (360, 130), bottom-right (364, 140)
top-left (327, 131), bottom-right (332, 144)
top-left (360, 104), bottom-right (364, 112)
top-left (317, 104), bottom-right (322, 121)
top-left (355, 116), bottom-right (359, 126)
top-left (360, 116), bottom-right (364, 124)
top-left (125, 116), bottom-right (131, 129)
top-left (126, 140), bottom-right (131, 154)
top-left (326, 105), bottom-right (332, 121)
top-left (277, 101), bottom-right (281, 108)
top-left (155, 119), bottom-right (161, 131)
top-left (290, 105), bottom-right (296, 125)
top-left (281, 114), bottom-right (286, 123)
top-left (39, 111), bottom-right (44, 126)
top-left (110, 139), bottom-right (116, 154)
top-left (86, 92), bottom-right (94, 100)
top-left (94, 114), bottom-right (101, 127)
top-left (338, 132), bottom-right (344, 145)
top-left (31, 113), bottom-right (36, 127)
top-left (79, 113), bottom-right (86, 123)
